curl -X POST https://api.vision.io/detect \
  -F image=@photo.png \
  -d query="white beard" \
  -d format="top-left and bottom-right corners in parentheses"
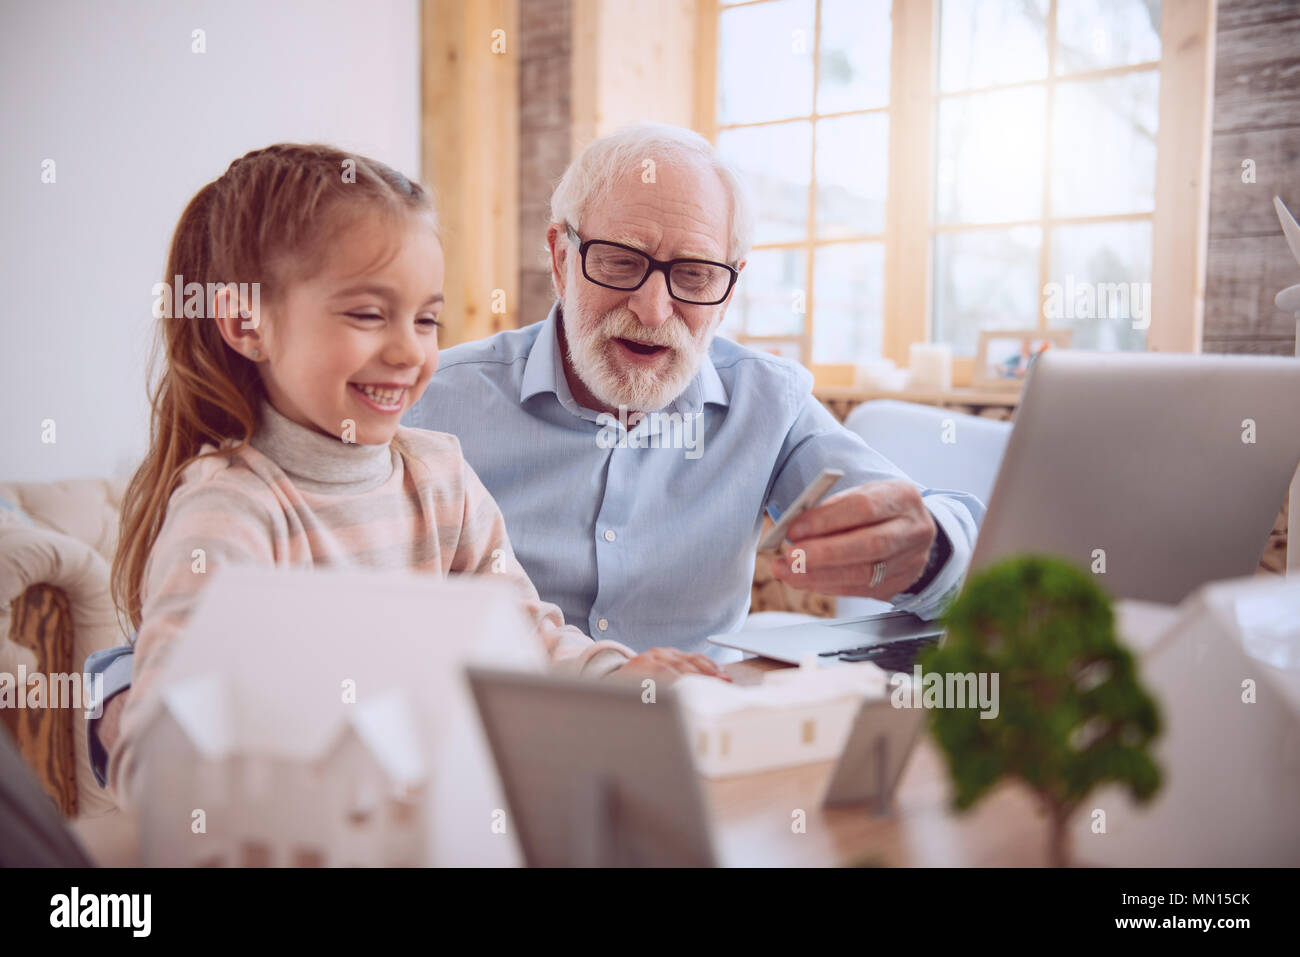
top-left (562, 295), bottom-right (715, 413)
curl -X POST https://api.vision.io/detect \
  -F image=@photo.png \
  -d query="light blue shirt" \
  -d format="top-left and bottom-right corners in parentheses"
top-left (403, 303), bottom-right (986, 655)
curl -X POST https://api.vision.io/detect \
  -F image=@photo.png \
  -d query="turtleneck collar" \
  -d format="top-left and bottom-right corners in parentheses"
top-left (248, 398), bottom-right (397, 495)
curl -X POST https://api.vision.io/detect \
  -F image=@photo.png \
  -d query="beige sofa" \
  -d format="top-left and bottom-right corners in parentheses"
top-left (0, 477), bottom-right (129, 819)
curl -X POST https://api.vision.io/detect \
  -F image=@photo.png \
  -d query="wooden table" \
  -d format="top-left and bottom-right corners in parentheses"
top-left (706, 657), bottom-right (1054, 867)
top-left (73, 602), bottom-right (1177, 867)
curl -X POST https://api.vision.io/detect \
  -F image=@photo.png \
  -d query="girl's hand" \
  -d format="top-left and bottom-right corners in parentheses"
top-left (610, 647), bottom-right (732, 684)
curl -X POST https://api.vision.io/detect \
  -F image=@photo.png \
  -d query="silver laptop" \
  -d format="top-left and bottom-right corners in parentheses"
top-left (712, 350), bottom-right (1300, 665)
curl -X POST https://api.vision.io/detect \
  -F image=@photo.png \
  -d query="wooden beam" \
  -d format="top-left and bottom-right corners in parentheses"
top-left (421, 0), bottom-right (520, 346)
top-left (570, 0), bottom-right (599, 157)
top-left (883, 0), bottom-right (937, 375)
top-left (693, 0), bottom-right (719, 140)
top-left (571, 0), bottom-right (699, 146)
top-left (1148, 0), bottom-right (1216, 353)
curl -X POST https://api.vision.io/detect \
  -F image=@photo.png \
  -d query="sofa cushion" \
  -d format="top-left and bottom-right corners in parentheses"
top-left (0, 478), bottom-right (127, 563)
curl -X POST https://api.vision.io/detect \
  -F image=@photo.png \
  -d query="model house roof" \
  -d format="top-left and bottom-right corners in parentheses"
top-left (136, 565), bottom-right (544, 776)
top-left (158, 675), bottom-right (426, 784)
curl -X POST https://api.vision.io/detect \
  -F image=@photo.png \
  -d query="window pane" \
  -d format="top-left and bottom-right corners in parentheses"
top-left (1048, 220), bottom-right (1151, 350)
top-left (813, 243), bottom-right (884, 365)
top-left (730, 247), bottom-right (806, 338)
top-left (1057, 0), bottom-right (1161, 75)
top-left (1051, 72), bottom-right (1158, 218)
top-left (816, 113), bottom-right (888, 238)
top-left (938, 0), bottom-right (1049, 93)
top-left (718, 0), bottom-right (815, 125)
top-left (936, 87), bottom-right (1045, 225)
top-left (817, 0), bottom-right (891, 113)
top-left (933, 226), bottom-right (1042, 356)
top-left (717, 122), bottom-right (812, 245)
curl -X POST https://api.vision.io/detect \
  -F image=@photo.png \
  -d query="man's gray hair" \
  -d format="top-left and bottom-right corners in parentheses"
top-left (549, 122), bottom-right (756, 265)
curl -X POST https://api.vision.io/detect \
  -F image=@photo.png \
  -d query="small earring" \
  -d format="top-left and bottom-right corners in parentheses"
top-left (250, 347), bottom-right (261, 360)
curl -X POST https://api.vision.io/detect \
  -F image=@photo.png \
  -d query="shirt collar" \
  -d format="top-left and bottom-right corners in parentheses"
top-left (520, 301), bottom-right (730, 419)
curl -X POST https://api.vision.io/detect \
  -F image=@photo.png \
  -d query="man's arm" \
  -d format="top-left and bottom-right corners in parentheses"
top-left (84, 645), bottom-right (134, 787)
top-left (764, 384), bottom-right (985, 621)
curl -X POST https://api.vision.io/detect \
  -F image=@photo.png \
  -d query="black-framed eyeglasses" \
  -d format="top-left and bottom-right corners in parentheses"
top-left (565, 224), bottom-right (739, 306)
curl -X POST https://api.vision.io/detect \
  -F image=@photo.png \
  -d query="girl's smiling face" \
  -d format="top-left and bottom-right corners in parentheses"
top-left (246, 210), bottom-right (444, 446)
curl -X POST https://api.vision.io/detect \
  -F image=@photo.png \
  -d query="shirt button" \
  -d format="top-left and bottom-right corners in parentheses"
top-left (597, 618), bottom-right (609, 632)
top-left (603, 529), bottom-right (617, 542)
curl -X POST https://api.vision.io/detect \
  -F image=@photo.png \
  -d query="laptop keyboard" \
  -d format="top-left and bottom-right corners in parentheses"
top-left (819, 635), bottom-right (940, 672)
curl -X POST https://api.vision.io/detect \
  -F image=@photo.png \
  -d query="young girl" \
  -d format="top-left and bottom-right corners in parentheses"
top-left (104, 144), bottom-right (649, 805)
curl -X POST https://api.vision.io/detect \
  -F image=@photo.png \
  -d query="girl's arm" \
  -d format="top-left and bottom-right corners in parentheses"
top-left (449, 456), bottom-right (635, 678)
top-left (108, 474), bottom-right (278, 805)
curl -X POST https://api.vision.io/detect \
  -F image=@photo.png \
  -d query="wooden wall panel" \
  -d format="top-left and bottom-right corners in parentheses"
top-left (1205, 236), bottom-right (1300, 339)
top-left (1208, 127), bottom-right (1300, 238)
top-left (1216, 0), bottom-right (1300, 28)
top-left (518, 0), bottom-right (573, 325)
top-left (1203, 0), bottom-right (1300, 353)
top-left (1211, 17), bottom-right (1300, 134)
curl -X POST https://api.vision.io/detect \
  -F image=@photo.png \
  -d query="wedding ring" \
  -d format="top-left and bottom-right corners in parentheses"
top-left (870, 561), bottom-right (886, 588)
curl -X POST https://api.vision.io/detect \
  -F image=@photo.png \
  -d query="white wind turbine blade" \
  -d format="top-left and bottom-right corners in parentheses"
top-left (1275, 195), bottom-right (1300, 269)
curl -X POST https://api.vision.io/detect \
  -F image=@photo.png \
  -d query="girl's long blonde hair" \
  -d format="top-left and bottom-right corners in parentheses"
top-left (112, 144), bottom-right (435, 630)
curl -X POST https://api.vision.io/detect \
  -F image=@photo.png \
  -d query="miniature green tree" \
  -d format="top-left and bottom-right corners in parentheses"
top-left (920, 554), bottom-right (1162, 867)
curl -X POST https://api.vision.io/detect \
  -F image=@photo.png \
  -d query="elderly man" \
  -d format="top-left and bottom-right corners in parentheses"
top-left (405, 123), bottom-right (985, 670)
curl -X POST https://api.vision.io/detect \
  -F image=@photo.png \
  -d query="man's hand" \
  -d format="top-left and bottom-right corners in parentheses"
top-left (610, 647), bottom-right (732, 684)
top-left (768, 479), bottom-right (936, 599)
top-left (95, 689), bottom-right (130, 755)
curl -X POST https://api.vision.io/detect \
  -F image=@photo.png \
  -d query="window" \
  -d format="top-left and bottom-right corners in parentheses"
top-left (702, 0), bottom-right (1213, 387)
top-left (933, 0), bottom-right (1159, 357)
top-left (712, 0), bottom-right (894, 368)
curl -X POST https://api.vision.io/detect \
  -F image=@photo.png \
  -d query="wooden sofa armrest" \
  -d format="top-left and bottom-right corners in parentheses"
top-left (2, 583), bottom-right (78, 816)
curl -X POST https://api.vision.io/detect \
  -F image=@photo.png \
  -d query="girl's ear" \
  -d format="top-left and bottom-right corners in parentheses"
top-left (211, 284), bottom-right (266, 362)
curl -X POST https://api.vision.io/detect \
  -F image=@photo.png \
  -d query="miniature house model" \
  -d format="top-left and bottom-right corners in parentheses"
top-left (676, 660), bottom-right (895, 778)
top-left (131, 566), bottom-right (542, 867)
top-left (142, 678), bottom-right (427, 867)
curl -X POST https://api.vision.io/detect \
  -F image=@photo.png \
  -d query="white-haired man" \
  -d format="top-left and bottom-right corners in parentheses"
top-left (405, 123), bottom-right (985, 679)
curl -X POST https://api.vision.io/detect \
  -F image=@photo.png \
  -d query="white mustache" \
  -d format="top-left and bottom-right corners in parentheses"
top-left (599, 307), bottom-right (691, 351)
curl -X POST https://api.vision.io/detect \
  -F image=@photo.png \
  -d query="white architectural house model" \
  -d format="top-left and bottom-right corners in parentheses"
top-left (130, 566), bottom-right (543, 867)
top-left (675, 659), bottom-right (896, 778)
top-left (144, 678), bottom-right (427, 867)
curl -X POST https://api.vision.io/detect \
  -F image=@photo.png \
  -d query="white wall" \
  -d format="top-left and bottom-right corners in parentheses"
top-left (0, 0), bottom-right (420, 482)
